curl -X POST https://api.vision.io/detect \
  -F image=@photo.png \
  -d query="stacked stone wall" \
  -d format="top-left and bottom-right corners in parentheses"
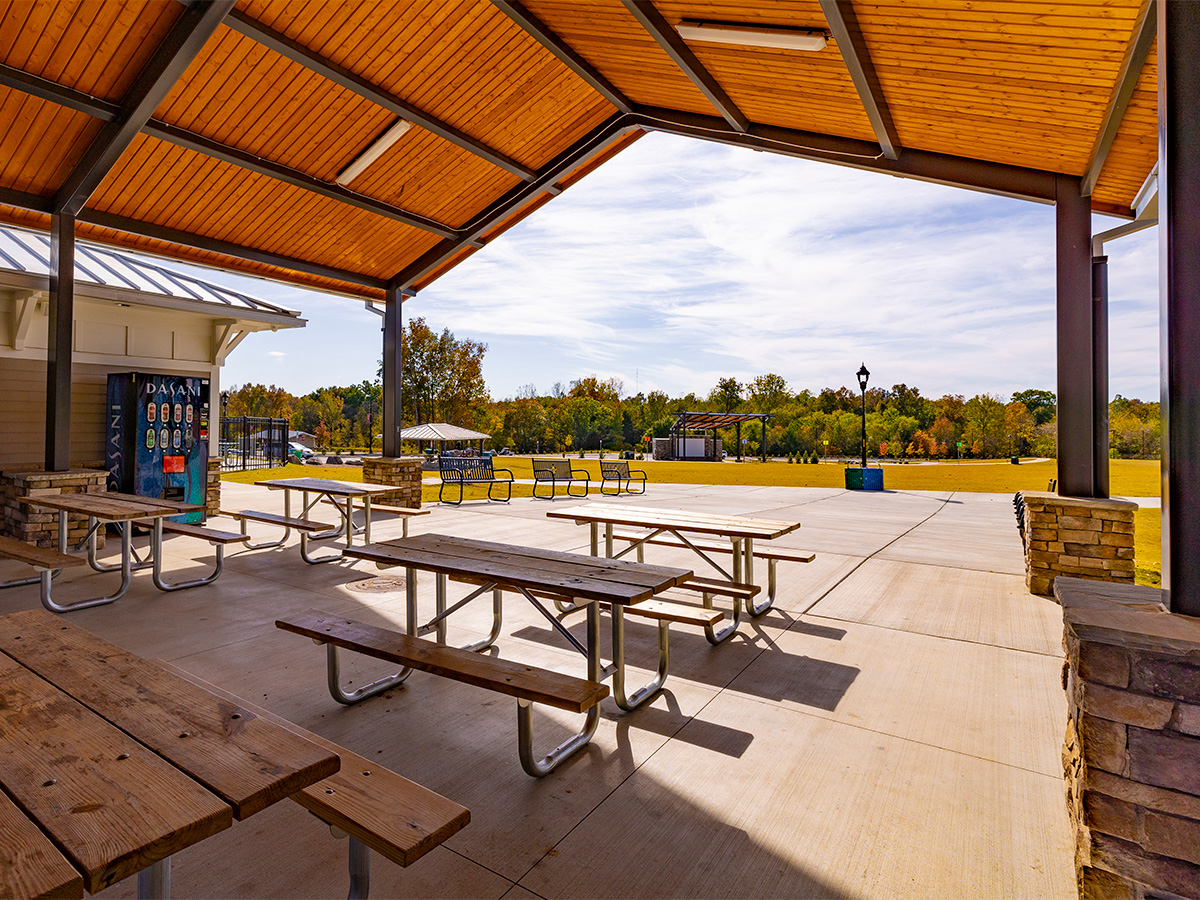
top-left (1, 468), bottom-right (107, 548)
top-left (1020, 492), bottom-right (1136, 596)
top-left (361, 456), bottom-right (423, 508)
top-left (1059, 578), bottom-right (1200, 899)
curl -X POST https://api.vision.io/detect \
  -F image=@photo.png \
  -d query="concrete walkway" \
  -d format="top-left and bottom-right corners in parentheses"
top-left (0, 484), bottom-right (1074, 899)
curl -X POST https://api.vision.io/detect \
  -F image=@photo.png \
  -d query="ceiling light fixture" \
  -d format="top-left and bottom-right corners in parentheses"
top-left (335, 118), bottom-right (413, 186)
top-left (675, 20), bottom-right (827, 52)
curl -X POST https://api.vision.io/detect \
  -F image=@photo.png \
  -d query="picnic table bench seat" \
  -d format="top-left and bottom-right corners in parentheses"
top-left (600, 460), bottom-right (647, 495)
top-left (149, 521), bottom-right (252, 592)
top-left (320, 498), bottom-right (430, 536)
top-left (162, 661), bottom-right (470, 899)
top-left (531, 458), bottom-right (590, 499)
top-left (0, 786), bottom-right (85, 899)
top-left (438, 456), bottom-right (513, 505)
top-left (277, 610), bottom-right (609, 776)
top-left (0, 534), bottom-right (88, 611)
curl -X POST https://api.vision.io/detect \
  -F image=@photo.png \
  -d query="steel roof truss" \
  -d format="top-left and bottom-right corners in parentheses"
top-left (489, 0), bottom-right (633, 113)
top-left (1082, 0), bottom-right (1157, 197)
top-left (225, 9), bottom-right (537, 182)
top-left (0, 63), bottom-right (119, 121)
top-left (620, 0), bottom-right (750, 133)
top-left (818, 0), bottom-right (899, 160)
top-left (55, 0), bottom-right (235, 217)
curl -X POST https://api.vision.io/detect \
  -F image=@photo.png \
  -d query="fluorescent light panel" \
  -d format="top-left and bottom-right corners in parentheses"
top-left (335, 118), bottom-right (413, 186)
top-left (675, 21), bottom-right (827, 52)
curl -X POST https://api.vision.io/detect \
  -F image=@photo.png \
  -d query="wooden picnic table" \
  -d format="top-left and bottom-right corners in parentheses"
top-left (253, 477), bottom-right (409, 563)
top-left (546, 503), bottom-right (805, 633)
top-left (293, 533), bottom-right (695, 772)
top-left (0, 608), bottom-right (340, 899)
top-left (17, 491), bottom-right (205, 612)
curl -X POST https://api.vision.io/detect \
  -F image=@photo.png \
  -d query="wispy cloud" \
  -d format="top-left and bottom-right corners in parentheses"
top-left (143, 132), bottom-right (1159, 403)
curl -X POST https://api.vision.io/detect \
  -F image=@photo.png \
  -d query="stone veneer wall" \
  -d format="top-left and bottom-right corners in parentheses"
top-left (361, 456), bottom-right (423, 508)
top-left (1058, 577), bottom-right (1200, 900)
top-left (1, 468), bottom-right (107, 548)
top-left (206, 457), bottom-right (220, 519)
top-left (1020, 492), bottom-right (1137, 596)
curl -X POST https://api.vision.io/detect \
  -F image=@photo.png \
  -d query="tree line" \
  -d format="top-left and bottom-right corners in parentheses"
top-left (223, 322), bottom-right (1161, 459)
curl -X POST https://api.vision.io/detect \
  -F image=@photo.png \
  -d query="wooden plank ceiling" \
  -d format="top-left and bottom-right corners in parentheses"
top-left (0, 0), bottom-right (1158, 301)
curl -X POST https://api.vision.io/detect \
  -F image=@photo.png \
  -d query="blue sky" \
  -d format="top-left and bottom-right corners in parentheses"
top-left (171, 131), bottom-right (1159, 403)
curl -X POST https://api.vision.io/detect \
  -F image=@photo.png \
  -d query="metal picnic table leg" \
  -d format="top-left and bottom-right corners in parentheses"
top-left (517, 601), bottom-right (601, 776)
top-left (609, 603), bottom-right (669, 710)
top-left (137, 857), bottom-right (170, 900)
top-left (42, 515), bottom-right (130, 613)
top-left (743, 536), bottom-right (772, 616)
top-left (322, 566), bottom-right (416, 704)
top-left (150, 517), bottom-right (226, 591)
top-left (300, 493), bottom-right (350, 564)
top-left (553, 522), bottom-right (600, 614)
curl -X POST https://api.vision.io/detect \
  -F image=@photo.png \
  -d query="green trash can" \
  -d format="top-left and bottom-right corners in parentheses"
top-left (844, 467), bottom-right (864, 490)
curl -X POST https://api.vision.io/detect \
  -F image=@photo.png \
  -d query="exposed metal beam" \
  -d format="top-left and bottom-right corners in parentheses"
top-left (489, 0), bottom-right (633, 113)
top-left (391, 115), bottom-right (636, 290)
top-left (56, 0), bottom-right (234, 217)
top-left (1082, 0), bottom-right (1157, 196)
top-left (0, 186), bottom-right (53, 213)
top-left (382, 283), bottom-right (403, 458)
top-left (1055, 174), bottom-right (1096, 498)
top-left (145, 120), bottom-right (458, 240)
top-left (225, 9), bottom-right (536, 182)
top-left (77, 209), bottom-right (389, 291)
top-left (819, 0), bottom-right (900, 160)
top-left (0, 63), bottom-right (120, 121)
top-left (1158, 0), bottom-right (1200, 616)
top-left (630, 106), bottom-right (1059, 203)
top-left (45, 213), bottom-right (74, 471)
top-left (619, 0), bottom-right (750, 132)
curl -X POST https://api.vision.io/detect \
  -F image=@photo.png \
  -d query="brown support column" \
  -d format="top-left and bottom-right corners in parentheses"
top-left (382, 283), bottom-right (402, 457)
top-left (1055, 174), bottom-right (1096, 497)
top-left (45, 213), bottom-right (74, 472)
top-left (1092, 255), bottom-right (1110, 498)
top-left (1159, 0), bottom-right (1200, 616)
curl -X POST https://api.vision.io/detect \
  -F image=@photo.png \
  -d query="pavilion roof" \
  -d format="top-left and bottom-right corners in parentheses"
top-left (0, 0), bottom-right (1158, 303)
top-left (400, 423), bottom-right (493, 442)
top-left (673, 411), bottom-right (772, 431)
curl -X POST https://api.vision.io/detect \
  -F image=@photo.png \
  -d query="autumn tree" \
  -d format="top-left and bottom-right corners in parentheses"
top-left (223, 383), bottom-right (294, 419)
top-left (710, 377), bottom-right (743, 412)
top-left (398, 317), bottom-right (489, 425)
top-left (748, 373), bottom-right (789, 412)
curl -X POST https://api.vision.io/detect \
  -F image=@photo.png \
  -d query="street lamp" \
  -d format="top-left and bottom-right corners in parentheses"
top-left (856, 364), bottom-right (869, 469)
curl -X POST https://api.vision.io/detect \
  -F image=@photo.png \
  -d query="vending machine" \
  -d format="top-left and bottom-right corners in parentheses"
top-left (106, 372), bottom-right (210, 524)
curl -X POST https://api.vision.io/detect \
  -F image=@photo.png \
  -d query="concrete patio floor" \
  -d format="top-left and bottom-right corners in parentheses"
top-left (0, 482), bottom-right (1075, 899)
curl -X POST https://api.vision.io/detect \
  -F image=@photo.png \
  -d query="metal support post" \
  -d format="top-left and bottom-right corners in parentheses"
top-left (382, 283), bottom-right (403, 457)
top-left (1055, 174), bottom-right (1096, 497)
top-left (1092, 255), bottom-right (1110, 498)
top-left (46, 213), bottom-right (74, 472)
top-left (1159, 0), bottom-right (1200, 616)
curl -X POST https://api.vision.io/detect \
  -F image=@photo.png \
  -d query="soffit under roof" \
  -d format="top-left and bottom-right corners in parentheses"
top-left (0, 0), bottom-right (1160, 303)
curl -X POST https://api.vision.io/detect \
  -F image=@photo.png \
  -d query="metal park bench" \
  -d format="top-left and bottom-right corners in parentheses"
top-left (600, 460), bottom-right (647, 495)
top-left (532, 458), bottom-right (590, 499)
top-left (438, 456), bottom-right (513, 505)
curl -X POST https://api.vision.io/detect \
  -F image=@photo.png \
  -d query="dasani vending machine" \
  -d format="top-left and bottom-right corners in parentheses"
top-left (106, 372), bottom-right (210, 523)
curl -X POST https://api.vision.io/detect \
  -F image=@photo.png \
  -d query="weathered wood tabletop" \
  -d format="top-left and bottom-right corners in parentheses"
top-left (545, 503), bottom-right (802, 540)
top-left (0, 609), bottom-right (340, 896)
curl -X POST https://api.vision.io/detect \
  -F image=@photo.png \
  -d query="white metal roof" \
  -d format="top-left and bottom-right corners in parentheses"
top-left (0, 225), bottom-right (301, 323)
top-left (401, 423), bottom-right (492, 442)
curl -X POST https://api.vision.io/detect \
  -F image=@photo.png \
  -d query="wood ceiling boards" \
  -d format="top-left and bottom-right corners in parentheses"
top-left (0, 0), bottom-right (1162, 303)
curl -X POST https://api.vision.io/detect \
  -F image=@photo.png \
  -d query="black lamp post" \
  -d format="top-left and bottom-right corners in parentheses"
top-left (856, 364), bottom-right (870, 469)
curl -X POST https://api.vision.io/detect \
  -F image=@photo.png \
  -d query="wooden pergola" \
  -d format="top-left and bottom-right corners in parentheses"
top-left (0, 0), bottom-right (1196, 615)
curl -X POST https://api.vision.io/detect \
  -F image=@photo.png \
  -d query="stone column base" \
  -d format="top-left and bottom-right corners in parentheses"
top-left (206, 457), bottom-right (220, 519)
top-left (1, 467), bottom-right (107, 548)
top-left (1058, 578), bottom-right (1200, 900)
top-left (1020, 492), bottom-right (1137, 596)
top-left (361, 456), bottom-right (423, 508)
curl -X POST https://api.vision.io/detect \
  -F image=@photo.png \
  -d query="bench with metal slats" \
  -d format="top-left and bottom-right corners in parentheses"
top-left (599, 460), bottom-right (647, 495)
top-left (531, 458), bottom-right (590, 500)
top-left (437, 457), bottom-right (513, 505)
top-left (160, 661), bottom-right (470, 900)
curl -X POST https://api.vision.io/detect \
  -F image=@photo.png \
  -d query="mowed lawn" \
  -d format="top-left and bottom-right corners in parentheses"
top-left (222, 457), bottom-right (1162, 583)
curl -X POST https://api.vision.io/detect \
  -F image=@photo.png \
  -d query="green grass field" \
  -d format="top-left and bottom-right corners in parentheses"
top-left (222, 457), bottom-right (1162, 584)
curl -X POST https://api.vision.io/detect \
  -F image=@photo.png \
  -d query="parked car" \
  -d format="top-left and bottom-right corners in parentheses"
top-left (289, 441), bottom-right (313, 461)
top-left (498, 447), bottom-right (514, 455)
